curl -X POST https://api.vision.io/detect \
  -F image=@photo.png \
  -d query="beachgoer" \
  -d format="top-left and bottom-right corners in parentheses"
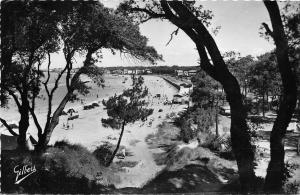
top-left (121, 148), bottom-right (126, 158)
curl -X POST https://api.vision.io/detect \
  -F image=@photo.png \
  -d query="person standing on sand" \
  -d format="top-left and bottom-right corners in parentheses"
top-left (121, 148), bottom-right (126, 158)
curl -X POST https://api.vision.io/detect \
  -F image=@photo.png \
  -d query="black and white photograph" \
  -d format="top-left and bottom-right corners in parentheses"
top-left (1, 0), bottom-right (300, 194)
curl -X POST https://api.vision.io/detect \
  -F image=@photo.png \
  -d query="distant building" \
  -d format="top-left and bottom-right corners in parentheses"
top-left (175, 70), bottom-right (184, 76)
top-left (188, 70), bottom-right (197, 76)
top-left (145, 69), bottom-right (152, 74)
top-left (173, 94), bottom-right (189, 104)
top-left (127, 70), bottom-right (133, 74)
top-left (179, 83), bottom-right (193, 96)
top-left (104, 69), bottom-right (111, 74)
top-left (123, 69), bottom-right (128, 74)
top-left (183, 71), bottom-right (189, 77)
top-left (135, 69), bottom-right (143, 75)
top-left (112, 69), bottom-right (123, 75)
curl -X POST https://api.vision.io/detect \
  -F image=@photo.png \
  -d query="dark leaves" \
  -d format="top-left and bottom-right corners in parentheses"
top-left (102, 76), bottom-right (153, 129)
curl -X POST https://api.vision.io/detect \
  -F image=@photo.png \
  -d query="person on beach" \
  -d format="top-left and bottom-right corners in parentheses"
top-left (121, 148), bottom-right (126, 159)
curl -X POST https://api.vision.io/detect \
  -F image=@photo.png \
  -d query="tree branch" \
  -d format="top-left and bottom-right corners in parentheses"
top-left (4, 87), bottom-right (22, 110)
top-left (166, 28), bottom-right (179, 46)
top-left (168, 1), bottom-right (227, 74)
top-left (50, 61), bottom-right (68, 97)
top-left (140, 16), bottom-right (153, 23)
top-left (130, 7), bottom-right (166, 19)
top-left (43, 52), bottom-right (51, 97)
top-left (0, 117), bottom-right (19, 136)
top-left (262, 22), bottom-right (274, 38)
top-left (29, 107), bottom-right (43, 138)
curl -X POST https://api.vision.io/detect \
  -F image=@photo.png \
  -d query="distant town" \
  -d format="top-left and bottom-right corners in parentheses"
top-left (49, 65), bottom-right (198, 78)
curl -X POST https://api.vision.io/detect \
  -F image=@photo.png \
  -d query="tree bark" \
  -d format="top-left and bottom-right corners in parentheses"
top-left (106, 120), bottom-right (126, 166)
top-left (263, 1), bottom-right (298, 192)
top-left (17, 97), bottom-right (30, 150)
top-left (215, 101), bottom-right (219, 137)
top-left (35, 92), bottom-right (73, 151)
top-left (262, 93), bottom-right (265, 117)
top-left (222, 74), bottom-right (256, 191)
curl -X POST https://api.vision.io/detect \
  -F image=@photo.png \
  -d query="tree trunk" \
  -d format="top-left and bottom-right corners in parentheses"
top-left (35, 50), bottom-right (95, 152)
top-left (106, 121), bottom-right (126, 167)
top-left (17, 100), bottom-right (30, 150)
top-left (245, 83), bottom-right (247, 99)
top-left (153, 1), bottom-right (256, 191)
top-left (262, 93), bottom-right (265, 117)
top-left (223, 75), bottom-right (256, 192)
top-left (215, 103), bottom-right (219, 137)
top-left (35, 92), bottom-right (72, 151)
top-left (263, 2), bottom-right (298, 192)
top-left (266, 90), bottom-right (269, 112)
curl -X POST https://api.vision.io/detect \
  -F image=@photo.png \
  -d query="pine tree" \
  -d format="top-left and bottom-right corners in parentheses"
top-left (102, 75), bottom-right (153, 166)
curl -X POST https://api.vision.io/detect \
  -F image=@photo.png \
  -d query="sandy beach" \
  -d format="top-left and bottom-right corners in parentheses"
top-left (1, 74), bottom-right (299, 190)
top-left (0, 74), bottom-right (188, 188)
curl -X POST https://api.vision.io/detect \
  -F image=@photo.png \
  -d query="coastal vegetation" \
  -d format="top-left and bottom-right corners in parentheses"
top-left (101, 75), bottom-right (154, 166)
top-left (118, 1), bottom-right (299, 192)
top-left (0, 0), bottom-right (299, 194)
top-left (0, 1), bottom-right (161, 152)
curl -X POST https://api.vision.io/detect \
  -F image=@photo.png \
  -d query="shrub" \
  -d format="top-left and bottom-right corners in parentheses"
top-left (93, 142), bottom-right (114, 166)
top-left (283, 162), bottom-right (299, 184)
top-left (166, 112), bottom-right (177, 119)
top-left (284, 181), bottom-right (300, 194)
top-left (42, 140), bottom-right (101, 181)
top-left (1, 142), bottom-right (117, 194)
top-left (179, 119), bottom-right (194, 143)
top-left (40, 140), bottom-right (119, 191)
top-left (174, 107), bottom-right (215, 143)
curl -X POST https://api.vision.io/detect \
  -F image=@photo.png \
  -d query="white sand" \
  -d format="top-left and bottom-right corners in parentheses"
top-left (0, 75), bottom-right (188, 188)
top-left (2, 75), bottom-right (299, 189)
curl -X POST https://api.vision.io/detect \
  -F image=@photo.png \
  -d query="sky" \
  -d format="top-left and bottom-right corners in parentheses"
top-left (50, 0), bottom-right (286, 68)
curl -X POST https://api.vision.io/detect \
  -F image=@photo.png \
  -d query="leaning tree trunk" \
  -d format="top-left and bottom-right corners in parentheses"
top-left (222, 73), bottom-right (256, 191)
top-left (35, 50), bottom-right (95, 151)
top-left (130, 1), bottom-right (256, 191)
top-left (17, 98), bottom-right (30, 150)
top-left (263, 1), bottom-right (297, 192)
top-left (166, 2), bottom-right (256, 191)
top-left (35, 92), bottom-right (73, 151)
top-left (106, 120), bottom-right (126, 167)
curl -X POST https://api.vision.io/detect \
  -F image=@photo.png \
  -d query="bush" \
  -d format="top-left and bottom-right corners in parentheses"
top-left (174, 107), bottom-right (215, 143)
top-left (40, 140), bottom-right (118, 192)
top-left (93, 142), bottom-right (114, 166)
top-left (166, 112), bottom-right (177, 119)
top-left (178, 120), bottom-right (194, 143)
top-left (42, 140), bottom-right (101, 181)
top-left (1, 141), bottom-right (116, 194)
